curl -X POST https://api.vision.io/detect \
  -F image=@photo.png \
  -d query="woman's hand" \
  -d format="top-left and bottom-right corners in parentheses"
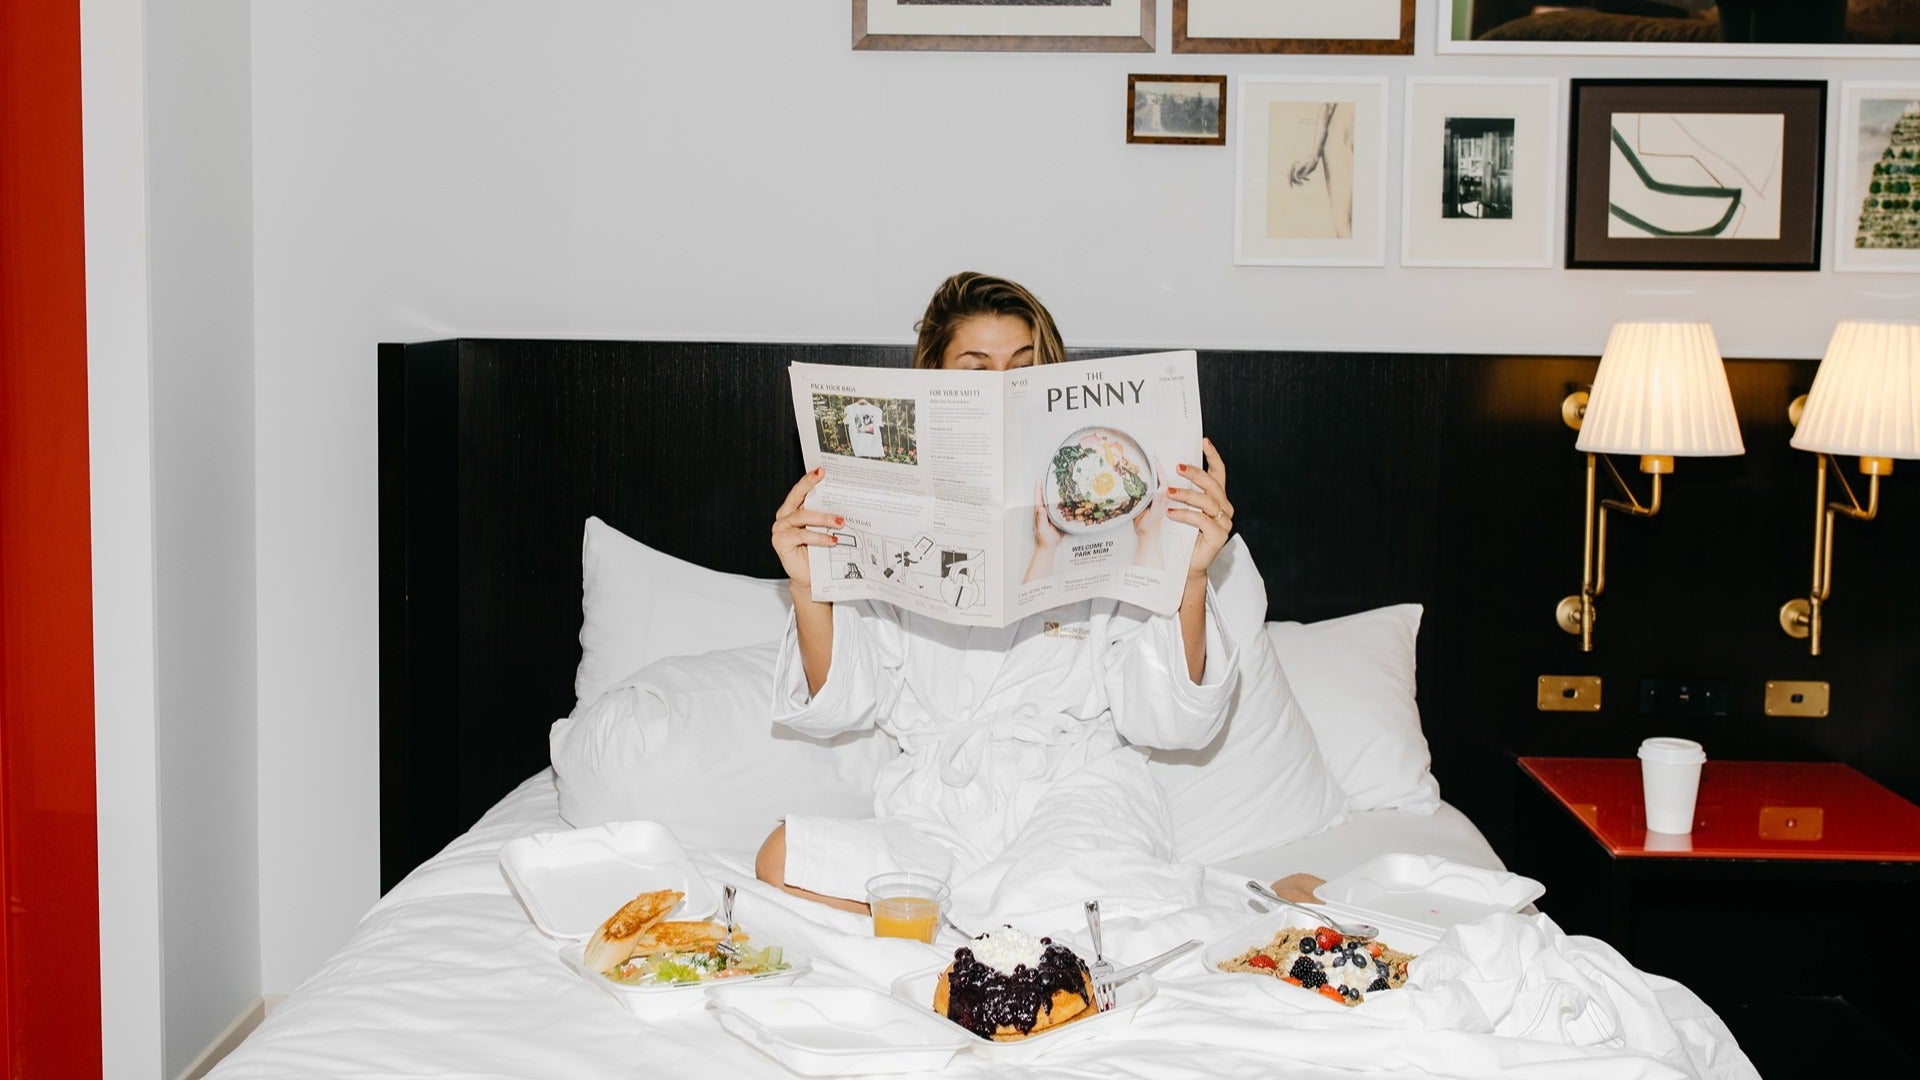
top-left (1033, 473), bottom-right (1063, 553)
top-left (1023, 474), bottom-right (1063, 584)
top-left (772, 467), bottom-right (844, 596)
top-left (1132, 461), bottom-right (1165, 568)
top-left (1165, 438), bottom-right (1233, 579)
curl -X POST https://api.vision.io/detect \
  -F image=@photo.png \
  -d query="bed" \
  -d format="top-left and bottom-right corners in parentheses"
top-left (211, 340), bottom-right (1764, 1079)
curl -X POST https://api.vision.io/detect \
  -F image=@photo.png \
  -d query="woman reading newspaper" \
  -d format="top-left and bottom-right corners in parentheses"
top-left (757, 272), bottom-right (1242, 925)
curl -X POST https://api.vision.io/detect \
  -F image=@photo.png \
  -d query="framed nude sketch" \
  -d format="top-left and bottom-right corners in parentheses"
top-left (1235, 77), bottom-right (1389, 266)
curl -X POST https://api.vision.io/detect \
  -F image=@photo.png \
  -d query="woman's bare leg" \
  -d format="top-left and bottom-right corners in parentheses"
top-left (755, 823), bottom-right (872, 915)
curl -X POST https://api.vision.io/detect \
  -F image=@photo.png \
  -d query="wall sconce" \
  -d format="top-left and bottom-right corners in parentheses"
top-left (1558, 321), bottom-right (1745, 651)
top-left (1779, 320), bottom-right (1920, 655)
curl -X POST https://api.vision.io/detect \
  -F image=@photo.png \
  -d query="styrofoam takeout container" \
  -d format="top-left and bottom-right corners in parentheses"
top-left (1201, 903), bottom-right (1440, 1013)
top-left (707, 984), bottom-right (971, 1075)
top-left (500, 820), bottom-right (717, 940)
top-left (1315, 854), bottom-right (1546, 931)
top-left (888, 963), bottom-right (1154, 1064)
top-left (560, 942), bottom-right (810, 1021)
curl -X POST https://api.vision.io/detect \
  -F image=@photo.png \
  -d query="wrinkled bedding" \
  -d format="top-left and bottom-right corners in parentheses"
top-left (211, 770), bottom-right (1755, 1080)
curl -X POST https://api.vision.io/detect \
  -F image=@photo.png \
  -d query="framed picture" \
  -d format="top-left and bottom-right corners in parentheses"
top-left (1235, 77), bottom-right (1389, 267)
top-left (1402, 79), bottom-right (1560, 268)
top-left (1128, 74), bottom-right (1227, 146)
top-left (1835, 82), bottom-right (1920, 273)
top-left (853, 0), bottom-right (1154, 52)
top-left (1177, 0), bottom-right (1413, 55)
top-left (1439, 0), bottom-right (1920, 59)
top-left (1566, 80), bottom-right (1826, 271)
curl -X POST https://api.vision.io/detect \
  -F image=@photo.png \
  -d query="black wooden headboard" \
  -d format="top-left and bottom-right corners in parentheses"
top-left (378, 340), bottom-right (1920, 892)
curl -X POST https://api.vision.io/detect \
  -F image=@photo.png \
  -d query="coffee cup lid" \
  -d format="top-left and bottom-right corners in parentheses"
top-left (1638, 736), bottom-right (1706, 765)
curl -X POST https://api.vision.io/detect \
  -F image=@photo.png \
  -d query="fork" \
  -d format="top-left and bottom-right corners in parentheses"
top-left (1084, 900), bottom-right (1114, 1012)
top-left (716, 884), bottom-right (744, 961)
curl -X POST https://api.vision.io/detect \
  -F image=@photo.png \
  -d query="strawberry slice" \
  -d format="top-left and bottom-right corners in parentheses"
top-left (1247, 954), bottom-right (1277, 971)
top-left (1314, 926), bottom-right (1343, 951)
top-left (1317, 984), bottom-right (1346, 1003)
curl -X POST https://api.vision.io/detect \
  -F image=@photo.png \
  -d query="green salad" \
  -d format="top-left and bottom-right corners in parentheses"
top-left (606, 945), bottom-right (790, 987)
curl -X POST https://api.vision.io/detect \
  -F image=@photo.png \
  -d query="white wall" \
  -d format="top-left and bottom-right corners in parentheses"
top-left (149, 0), bottom-right (260, 1075)
top-left (250, 1), bottom-right (1920, 992)
top-left (85, 0), bottom-right (259, 1075)
top-left (83, 0), bottom-right (167, 1071)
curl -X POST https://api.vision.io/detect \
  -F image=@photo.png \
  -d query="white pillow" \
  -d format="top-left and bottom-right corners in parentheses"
top-left (1146, 537), bottom-right (1349, 863)
top-left (551, 642), bottom-right (896, 833)
top-left (574, 516), bottom-right (792, 711)
top-left (1266, 604), bottom-right (1442, 815)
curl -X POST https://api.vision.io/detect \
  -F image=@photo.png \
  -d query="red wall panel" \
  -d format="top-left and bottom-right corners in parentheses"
top-left (0, 1), bottom-right (105, 1076)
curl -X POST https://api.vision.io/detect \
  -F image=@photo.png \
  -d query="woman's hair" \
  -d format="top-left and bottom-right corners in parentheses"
top-left (911, 272), bottom-right (1066, 369)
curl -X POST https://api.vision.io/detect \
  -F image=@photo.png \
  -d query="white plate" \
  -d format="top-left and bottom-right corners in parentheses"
top-left (1315, 854), bottom-right (1546, 931)
top-left (559, 943), bottom-right (809, 1021)
top-left (888, 963), bottom-right (1154, 1064)
top-left (1043, 426), bottom-right (1157, 535)
top-left (1201, 904), bottom-right (1438, 1013)
top-left (499, 820), bottom-right (717, 939)
top-left (707, 984), bottom-right (971, 1075)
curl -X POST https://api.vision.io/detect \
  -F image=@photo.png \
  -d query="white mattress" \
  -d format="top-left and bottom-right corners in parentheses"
top-left (210, 770), bottom-right (1754, 1080)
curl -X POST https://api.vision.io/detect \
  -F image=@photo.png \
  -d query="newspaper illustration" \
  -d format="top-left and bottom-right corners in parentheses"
top-left (789, 351), bottom-right (1203, 627)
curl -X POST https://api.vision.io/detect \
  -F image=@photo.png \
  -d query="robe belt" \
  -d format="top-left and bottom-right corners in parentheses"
top-left (902, 709), bottom-right (1110, 788)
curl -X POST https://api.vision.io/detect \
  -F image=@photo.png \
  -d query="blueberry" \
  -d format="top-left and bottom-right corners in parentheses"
top-left (1298, 937), bottom-right (1318, 955)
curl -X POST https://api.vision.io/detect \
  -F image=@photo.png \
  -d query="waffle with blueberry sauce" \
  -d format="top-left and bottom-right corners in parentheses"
top-left (933, 926), bottom-right (1097, 1040)
top-left (1219, 924), bottom-right (1414, 1006)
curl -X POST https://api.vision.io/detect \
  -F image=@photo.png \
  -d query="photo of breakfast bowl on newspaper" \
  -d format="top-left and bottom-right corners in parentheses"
top-left (1044, 427), bottom-right (1155, 534)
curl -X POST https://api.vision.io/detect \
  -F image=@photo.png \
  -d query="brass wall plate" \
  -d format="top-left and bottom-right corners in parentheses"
top-left (1765, 680), bottom-right (1830, 717)
top-left (1758, 806), bottom-right (1824, 841)
top-left (1538, 675), bottom-right (1602, 712)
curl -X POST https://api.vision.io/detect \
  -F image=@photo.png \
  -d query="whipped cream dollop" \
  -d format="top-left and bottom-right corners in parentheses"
top-left (969, 926), bottom-right (1047, 976)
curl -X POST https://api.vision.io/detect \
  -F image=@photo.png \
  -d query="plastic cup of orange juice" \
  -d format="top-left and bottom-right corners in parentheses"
top-left (865, 872), bottom-right (949, 944)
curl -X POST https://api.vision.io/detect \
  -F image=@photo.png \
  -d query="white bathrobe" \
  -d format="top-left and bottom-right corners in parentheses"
top-left (772, 595), bottom-right (1238, 926)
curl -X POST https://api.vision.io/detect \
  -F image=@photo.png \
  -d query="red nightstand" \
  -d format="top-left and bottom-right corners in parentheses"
top-left (1519, 757), bottom-right (1920, 862)
top-left (1515, 757), bottom-right (1920, 1075)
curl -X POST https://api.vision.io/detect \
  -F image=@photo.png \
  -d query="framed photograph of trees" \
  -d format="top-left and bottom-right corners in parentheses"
top-left (1128, 74), bottom-right (1228, 146)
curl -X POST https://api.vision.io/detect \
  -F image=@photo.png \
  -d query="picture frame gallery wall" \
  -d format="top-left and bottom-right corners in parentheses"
top-left (843, 3), bottom-right (1920, 277)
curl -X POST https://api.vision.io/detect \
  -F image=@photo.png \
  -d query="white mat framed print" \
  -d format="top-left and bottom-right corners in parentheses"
top-left (1234, 77), bottom-right (1388, 267)
top-left (1401, 79), bottom-right (1560, 269)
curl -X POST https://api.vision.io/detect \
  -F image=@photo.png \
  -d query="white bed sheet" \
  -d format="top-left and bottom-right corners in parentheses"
top-left (211, 770), bottom-right (1755, 1080)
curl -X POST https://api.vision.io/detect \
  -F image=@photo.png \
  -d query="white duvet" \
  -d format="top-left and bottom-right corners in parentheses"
top-left (211, 773), bottom-right (1756, 1080)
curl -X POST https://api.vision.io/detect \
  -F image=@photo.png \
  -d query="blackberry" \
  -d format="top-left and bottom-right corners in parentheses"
top-left (1367, 978), bottom-right (1389, 993)
top-left (1288, 956), bottom-right (1319, 982)
top-left (1294, 962), bottom-right (1328, 989)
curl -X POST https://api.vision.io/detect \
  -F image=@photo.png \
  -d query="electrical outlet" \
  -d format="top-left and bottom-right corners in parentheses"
top-left (1765, 680), bottom-right (1830, 718)
top-left (1639, 678), bottom-right (1730, 717)
top-left (1538, 675), bottom-right (1601, 712)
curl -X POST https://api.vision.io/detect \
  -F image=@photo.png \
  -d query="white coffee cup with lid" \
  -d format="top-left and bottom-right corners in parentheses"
top-left (1638, 737), bottom-right (1707, 834)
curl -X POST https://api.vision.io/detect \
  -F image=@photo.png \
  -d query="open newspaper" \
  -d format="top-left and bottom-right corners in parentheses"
top-left (788, 351), bottom-right (1204, 627)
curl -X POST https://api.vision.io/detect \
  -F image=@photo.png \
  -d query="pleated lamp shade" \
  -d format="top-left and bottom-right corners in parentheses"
top-left (1576, 321), bottom-right (1745, 457)
top-left (1790, 320), bottom-right (1920, 460)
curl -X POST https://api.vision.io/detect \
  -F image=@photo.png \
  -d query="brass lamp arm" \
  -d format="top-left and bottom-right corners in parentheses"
top-left (1561, 451), bottom-right (1667, 651)
top-left (1598, 452), bottom-right (1663, 519)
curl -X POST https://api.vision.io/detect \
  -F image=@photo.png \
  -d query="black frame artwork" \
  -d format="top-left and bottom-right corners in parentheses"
top-left (1567, 79), bottom-right (1826, 270)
